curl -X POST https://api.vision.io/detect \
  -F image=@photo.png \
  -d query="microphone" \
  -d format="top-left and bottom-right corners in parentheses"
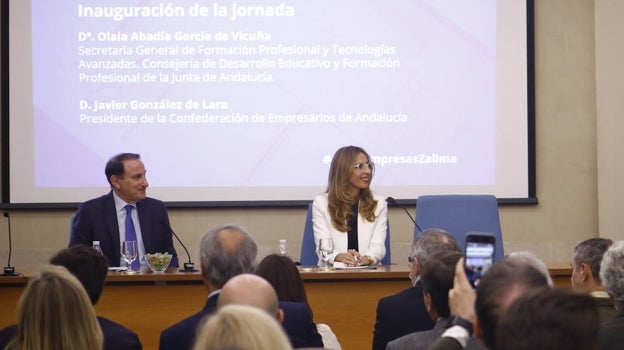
top-left (2, 212), bottom-right (19, 276)
top-left (164, 222), bottom-right (198, 272)
top-left (386, 197), bottom-right (423, 233)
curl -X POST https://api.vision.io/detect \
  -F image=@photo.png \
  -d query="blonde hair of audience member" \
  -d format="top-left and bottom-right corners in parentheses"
top-left (216, 273), bottom-right (284, 323)
top-left (192, 304), bottom-right (292, 350)
top-left (5, 265), bottom-right (103, 350)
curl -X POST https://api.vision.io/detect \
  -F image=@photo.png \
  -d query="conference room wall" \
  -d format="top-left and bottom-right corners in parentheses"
top-left (0, 0), bottom-right (617, 271)
top-left (595, 0), bottom-right (624, 239)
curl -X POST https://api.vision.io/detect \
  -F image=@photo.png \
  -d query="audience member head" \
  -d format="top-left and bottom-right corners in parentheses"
top-left (217, 273), bottom-right (283, 323)
top-left (199, 224), bottom-right (258, 289)
top-left (572, 238), bottom-right (613, 291)
top-left (192, 304), bottom-right (292, 350)
top-left (409, 228), bottom-right (461, 285)
top-left (496, 288), bottom-right (599, 350)
top-left (600, 240), bottom-right (624, 311)
top-left (256, 254), bottom-right (309, 303)
top-left (49, 244), bottom-right (108, 304)
top-left (506, 251), bottom-right (554, 287)
top-left (256, 253), bottom-right (314, 318)
top-left (420, 251), bottom-right (463, 320)
top-left (6, 265), bottom-right (103, 350)
top-left (475, 259), bottom-right (550, 349)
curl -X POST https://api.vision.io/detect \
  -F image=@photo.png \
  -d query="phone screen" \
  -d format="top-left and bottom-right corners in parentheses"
top-left (464, 234), bottom-right (495, 288)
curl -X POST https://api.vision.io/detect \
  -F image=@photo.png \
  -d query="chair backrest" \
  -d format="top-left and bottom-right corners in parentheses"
top-left (300, 203), bottom-right (392, 265)
top-left (299, 204), bottom-right (318, 266)
top-left (414, 195), bottom-right (504, 262)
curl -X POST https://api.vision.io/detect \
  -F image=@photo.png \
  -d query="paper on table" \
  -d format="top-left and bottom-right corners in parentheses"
top-left (333, 262), bottom-right (377, 270)
top-left (108, 266), bottom-right (128, 271)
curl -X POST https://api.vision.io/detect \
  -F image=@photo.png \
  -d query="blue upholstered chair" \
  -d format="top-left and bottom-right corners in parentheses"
top-left (299, 203), bottom-right (392, 265)
top-left (414, 195), bottom-right (505, 262)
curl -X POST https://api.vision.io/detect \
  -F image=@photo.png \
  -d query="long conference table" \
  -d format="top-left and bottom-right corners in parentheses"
top-left (0, 264), bottom-right (572, 350)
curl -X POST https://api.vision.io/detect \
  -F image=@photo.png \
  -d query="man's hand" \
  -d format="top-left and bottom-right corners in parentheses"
top-left (449, 257), bottom-right (476, 324)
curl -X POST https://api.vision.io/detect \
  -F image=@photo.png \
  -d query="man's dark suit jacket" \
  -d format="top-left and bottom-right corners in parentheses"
top-left (372, 281), bottom-right (435, 350)
top-left (0, 317), bottom-right (142, 350)
top-left (70, 191), bottom-right (178, 267)
top-left (428, 336), bottom-right (464, 350)
top-left (600, 309), bottom-right (624, 350)
top-left (386, 317), bottom-right (484, 350)
top-left (159, 294), bottom-right (219, 350)
top-left (159, 295), bottom-right (323, 350)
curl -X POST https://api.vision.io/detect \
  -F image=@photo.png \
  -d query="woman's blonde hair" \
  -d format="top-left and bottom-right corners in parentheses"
top-left (326, 145), bottom-right (377, 232)
top-left (6, 265), bottom-right (103, 350)
top-left (192, 304), bottom-right (292, 350)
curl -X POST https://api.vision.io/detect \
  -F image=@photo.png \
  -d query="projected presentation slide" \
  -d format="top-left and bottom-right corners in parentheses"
top-left (7, 0), bottom-right (529, 203)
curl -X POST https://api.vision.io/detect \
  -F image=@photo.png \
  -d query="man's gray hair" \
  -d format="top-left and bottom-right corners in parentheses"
top-left (199, 223), bottom-right (258, 288)
top-left (411, 228), bottom-right (461, 267)
top-left (600, 240), bottom-right (624, 311)
top-left (573, 238), bottom-right (613, 285)
top-left (506, 251), bottom-right (553, 287)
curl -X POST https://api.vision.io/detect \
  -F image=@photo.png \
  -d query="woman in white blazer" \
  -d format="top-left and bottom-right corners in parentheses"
top-left (312, 146), bottom-right (387, 267)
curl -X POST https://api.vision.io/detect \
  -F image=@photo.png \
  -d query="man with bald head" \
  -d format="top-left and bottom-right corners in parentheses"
top-left (217, 273), bottom-right (284, 322)
top-left (159, 224), bottom-right (322, 350)
top-left (159, 224), bottom-right (258, 350)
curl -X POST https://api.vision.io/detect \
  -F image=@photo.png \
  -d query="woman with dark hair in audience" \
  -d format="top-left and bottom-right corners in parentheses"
top-left (4, 265), bottom-right (103, 350)
top-left (312, 145), bottom-right (387, 267)
top-left (257, 253), bottom-right (342, 350)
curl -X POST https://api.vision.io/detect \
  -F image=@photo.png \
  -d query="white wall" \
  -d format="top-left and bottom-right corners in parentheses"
top-left (596, 0), bottom-right (624, 238)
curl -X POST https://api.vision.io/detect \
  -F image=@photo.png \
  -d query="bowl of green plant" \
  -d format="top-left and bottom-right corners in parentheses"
top-left (145, 252), bottom-right (172, 273)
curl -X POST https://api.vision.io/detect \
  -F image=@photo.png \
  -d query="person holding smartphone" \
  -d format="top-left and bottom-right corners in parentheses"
top-left (312, 146), bottom-right (387, 267)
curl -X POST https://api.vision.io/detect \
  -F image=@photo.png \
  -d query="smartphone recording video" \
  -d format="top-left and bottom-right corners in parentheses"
top-left (464, 233), bottom-right (496, 288)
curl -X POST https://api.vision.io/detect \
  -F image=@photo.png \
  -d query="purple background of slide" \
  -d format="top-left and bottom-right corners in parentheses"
top-left (31, 0), bottom-right (495, 189)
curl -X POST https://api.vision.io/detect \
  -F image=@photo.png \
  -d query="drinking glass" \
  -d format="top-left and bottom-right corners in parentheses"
top-left (121, 240), bottom-right (138, 274)
top-left (318, 238), bottom-right (334, 271)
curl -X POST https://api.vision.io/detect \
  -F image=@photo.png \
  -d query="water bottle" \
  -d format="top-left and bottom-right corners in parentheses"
top-left (92, 241), bottom-right (103, 255)
top-left (279, 239), bottom-right (288, 256)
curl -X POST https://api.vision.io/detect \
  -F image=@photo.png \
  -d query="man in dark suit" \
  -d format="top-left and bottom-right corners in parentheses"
top-left (217, 273), bottom-right (323, 348)
top-left (386, 251), bottom-right (484, 350)
top-left (570, 238), bottom-right (616, 322)
top-left (69, 153), bottom-right (178, 267)
top-left (0, 245), bottom-right (142, 350)
top-left (159, 224), bottom-right (322, 350)
top-left (372, 228), bottom-right (460, 350)
top-left (429, 258), bottom-right (551, 350)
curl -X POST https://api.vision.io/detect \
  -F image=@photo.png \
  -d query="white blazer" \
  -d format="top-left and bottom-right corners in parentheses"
top-left (312, 193), bottom-right (387, 266)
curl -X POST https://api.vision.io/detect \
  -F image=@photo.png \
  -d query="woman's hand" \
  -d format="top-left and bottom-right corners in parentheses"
top-left (335, 249), bottom-right (362, 266)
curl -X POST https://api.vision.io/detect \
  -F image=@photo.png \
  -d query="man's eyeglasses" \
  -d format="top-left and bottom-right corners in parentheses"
top-left (353, 161), bottom-right (374, 171)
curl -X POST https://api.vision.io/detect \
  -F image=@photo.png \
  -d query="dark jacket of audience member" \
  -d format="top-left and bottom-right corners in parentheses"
top-left (159, 224), bottom-right (322, 350)
top-left (386, 252), bottom-right (484, 350)
top-left (373, 228), bottom-right (460, 350)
